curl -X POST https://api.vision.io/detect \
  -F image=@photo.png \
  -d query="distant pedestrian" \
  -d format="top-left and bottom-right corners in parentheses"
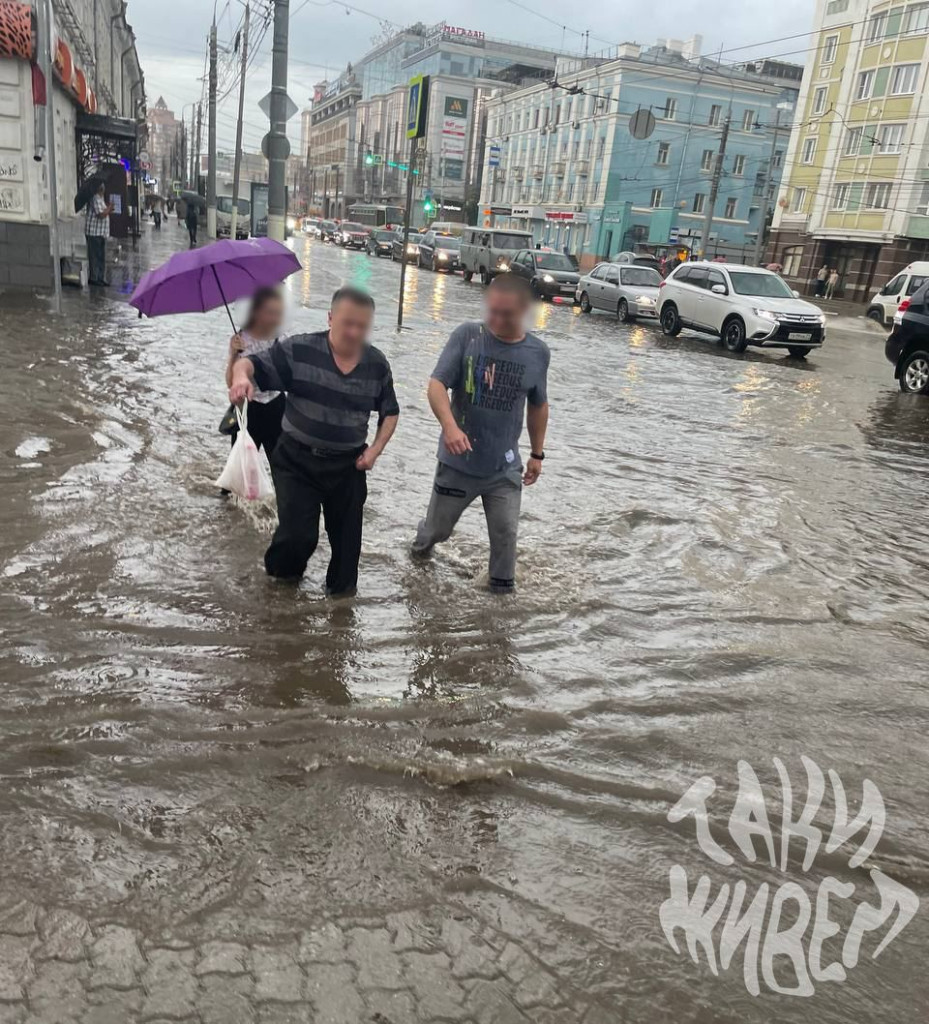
top-left (411, 274), bottom-right (550, 594)
top-left (185, 202), bottom-right (199, 247)
top-left (825, 268), bottom-right (840, 299)
top-left (84, 181), bottom-right (112, 287)
top-left (153, 197), bottom-right (163, 230)
top-left (814, 263), bottom-right (829, 297)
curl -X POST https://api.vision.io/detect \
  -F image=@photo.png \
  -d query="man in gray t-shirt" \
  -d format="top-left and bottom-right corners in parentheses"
top-left (412, 275), bottom-right (550, 593)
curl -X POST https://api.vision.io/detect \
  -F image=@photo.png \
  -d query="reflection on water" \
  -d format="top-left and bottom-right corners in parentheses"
top-left (1, 231), bottom-right (927, 1022)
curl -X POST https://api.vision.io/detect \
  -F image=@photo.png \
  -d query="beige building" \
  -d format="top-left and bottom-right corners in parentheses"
top-left (146, 96), bottom-right (181, 192)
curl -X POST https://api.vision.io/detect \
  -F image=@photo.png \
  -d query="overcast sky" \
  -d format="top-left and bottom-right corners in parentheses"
top-left (132, 0), bottom-right (816, 153)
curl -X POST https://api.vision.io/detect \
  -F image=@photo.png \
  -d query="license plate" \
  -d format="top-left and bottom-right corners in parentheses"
top-left (788, 332), bottom-right (811, 341)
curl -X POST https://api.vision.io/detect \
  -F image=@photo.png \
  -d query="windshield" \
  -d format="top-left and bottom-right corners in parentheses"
top-left (323, 221), bottom-right (336, 230)
top-left (728, 271), bottom-right (795, 299)
top-left (406, 234), bottom-right (423, 244)
top-left (374, 230), bottom-right (393, 241)
top-left (536, 254), bottom-right (574, 271)
top-left (436, 237), bottom-right (461, 250)
top-left (341, 222), bottom-right (365, 233)
top-left (492, 233), bottom-right (533, 251)
top-left (621, 267), bottom-right (661, 287)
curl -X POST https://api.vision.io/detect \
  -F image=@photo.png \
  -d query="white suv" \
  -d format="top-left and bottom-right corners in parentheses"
top-left (657, 262), bottom-right (826, 357)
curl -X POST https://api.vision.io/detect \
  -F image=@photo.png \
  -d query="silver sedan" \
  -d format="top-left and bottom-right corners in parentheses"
top-left (576, 263), bottom-right (663, 322)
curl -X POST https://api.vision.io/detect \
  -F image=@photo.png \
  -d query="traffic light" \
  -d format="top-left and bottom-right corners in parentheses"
top-left (423, 195), bottom-right (435, 217)
top-left (364, 149), bottom-right (374, 166)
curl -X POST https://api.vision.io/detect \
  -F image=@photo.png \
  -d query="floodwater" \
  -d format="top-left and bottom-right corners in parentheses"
top-left (1, 228), bottom-right (927, 1022)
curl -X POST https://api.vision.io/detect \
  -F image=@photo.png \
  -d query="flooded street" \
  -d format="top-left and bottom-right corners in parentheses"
top-left (1, 227), bottom-right (927, 1022)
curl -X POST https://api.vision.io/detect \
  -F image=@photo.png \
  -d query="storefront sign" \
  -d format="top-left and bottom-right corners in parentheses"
top-left (427, 23), bottom-right (486, 45)
top-left (444, 96), bottom-right (469, 119)
top-left (511, 205), bottom-right (545, 219)
top-left (545, 210), bottom-right (587, 223)
top-left (440, 158), bottom-right (463, 181)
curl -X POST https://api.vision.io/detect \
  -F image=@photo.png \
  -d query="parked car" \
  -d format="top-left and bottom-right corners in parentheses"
top-left (657, 262), bottom-right (826, 357)
top-left (366, 229), bottom-right (395, 257)
top-left (392, 232), bottom-right (423, 263)
top-left (508, 249), bottom-right (579, 298)
top-left (612, 251), bottom-right (661, 271)
top-left (338, 222), bottom-right (369, 249)
top-left (577, 263), bottom-right (662, 321)
top-left (866, 261), bottom-right (929, 326)
top-left (460, 227), bottom-right (535, 284)
top-left (419, 232), bottom-right (462, 271)
top-left (320, 220), bottom-right (339, 242)
top-left (307, 218), bottom-right (324, 238)
top-left (885, 280), bottom-right (929, 392)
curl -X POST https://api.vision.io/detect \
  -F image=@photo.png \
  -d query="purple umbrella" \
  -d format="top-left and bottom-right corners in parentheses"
top-left (129, 237), bottom-right (301, 330)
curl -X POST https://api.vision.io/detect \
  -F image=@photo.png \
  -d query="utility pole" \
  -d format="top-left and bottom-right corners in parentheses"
top-left (207, 21), bottom-right (218, 238)
top-left (189, 105), bottom-right (196, 187)
top-left (267, 0), bottom-right (290, 242)
top-left (38, 0), bottom-right (61, 312)
top-left (195, 102), bottom-right (202, 191)
top-left (700, 114), bottom-right (730, 259)
top-left (230, 3), bottom-right (250, 239)
top-left (753, 108), bottom-right (783, 266)
top-left (397, 142), bottom-right (418, 329)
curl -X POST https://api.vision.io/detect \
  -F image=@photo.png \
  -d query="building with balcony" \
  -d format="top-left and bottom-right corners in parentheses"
top-left (480, 40), bottom-right (800, 268)
top-left (768, 0), bottom-right (929, 301)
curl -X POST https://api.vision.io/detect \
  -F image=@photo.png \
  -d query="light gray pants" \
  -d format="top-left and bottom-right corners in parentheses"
top-left (412, 462), bottom-right (522, 591)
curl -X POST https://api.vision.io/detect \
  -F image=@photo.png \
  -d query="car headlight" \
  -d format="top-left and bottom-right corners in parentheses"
top-left (407, 244), bottom-right (417, 253)
top-left (752, 308), bottom-right (778, 321)
top-left (636, 295), bottom-right (654, 304)
top-left (286, 216), bottom-right (296, 230)
top-left (497, 260), bottom-right (509, 271)
top-left (815, 314), bottom-right (826, 325)
top-left (542, 274), bottom-right (555, 283)
top-left (437, 251), bottom-right (448, 260)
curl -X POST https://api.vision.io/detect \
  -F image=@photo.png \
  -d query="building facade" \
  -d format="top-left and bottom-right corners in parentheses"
top-left (0, 0), bottom-right (144, 289)
top-left (769, 0), bottom-right (929, 301)
top-left (146, 96), bottom-right (180, 193)
top-left (481, 41), bottom-right (799, 269)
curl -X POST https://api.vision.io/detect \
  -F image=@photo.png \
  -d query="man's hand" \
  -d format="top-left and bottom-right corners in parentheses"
top-left (229, 378), bottom-right (254, 403)
top-left (442, 423), bottom-right (472, 456)
top-left (355, 447), bottom-right (379, 472)
top-left (229, 333), bottom-right (245, 356)
top-left (523, 457), bottom-right (543, 486)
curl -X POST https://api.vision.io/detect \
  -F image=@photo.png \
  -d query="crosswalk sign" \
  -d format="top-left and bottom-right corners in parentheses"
top-left (406, 74), bottom-right (429, 139)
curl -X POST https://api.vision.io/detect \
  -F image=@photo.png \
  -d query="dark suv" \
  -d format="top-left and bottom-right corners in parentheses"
top-left (885, 280), bottom-right (929, 393)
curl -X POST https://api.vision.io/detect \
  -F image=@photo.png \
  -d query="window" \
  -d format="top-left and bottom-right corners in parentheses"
top-left (865, 182), bottom-right (892, 208)
top-left (867, 11), bottom-right (887, 42)
top-left (590, 264), bottom-right (606, 280)
top-left (822, 34), bottom-right (839, 65)
top-left (826, 0), bottom-right (848, 13)
top-left (793, 187), bottom-right (807, 212)
top-left (650, 188), bottom-right (664, 207)
top-left (732, 154), bottom-right (745, 175)
top-left (844, 126), bottom-right (862, 155)
top-left (877, 123), bottom-right (905, 153)
top-left (663, 98), bottom-right (677, 120)
top-left (597, 136), bottom-right (606, 159)
top-left (533, 109), bottom-right (539, 128)
top-left (773, 149), bottom-right (783, 168)
top-left (708, 104), bottom-right (722, 126)
top-left (742, 109), bottom-right (756, 131)
top-left (890, 63), bottom-right (920, 95)
top-left (833, 183), bottom-right (850, 209)
top-left (783, 245), bottom-right (804, 277)
top-left (802, 137), bottom-right (817, 163)
top-left (856, 70), bottom-right (875, 100)
top-left (554, 104), bottom-right (561, 123)
top-left (707, 269), bottom-right (728, 292)
top-left (692, 193), bottom-right (706, 213)
top-left (812, 87), bottom-right (828, 115)
top-left (917, 182), bottom-right (929, 215)
top-left (903, 3), bottom-right (929, 35)
top-left (724, 197), bottom-right (738, 219)
top-left (657, 141), bottom-right (670, 165)
top-left (701, 149), bottom-right (715, 171)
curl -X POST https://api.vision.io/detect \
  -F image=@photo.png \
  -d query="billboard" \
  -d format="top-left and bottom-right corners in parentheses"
top-left (444, 96), bottom-right (469, 119)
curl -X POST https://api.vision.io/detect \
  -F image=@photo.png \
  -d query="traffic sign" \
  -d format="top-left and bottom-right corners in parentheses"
top-left (488, 145), bottom-right (501, 168)
top-left (261, 132), bottom-right (291, 161)
top-left (406, 74), bottom-right (429, 139)
top-left (259, 90), bottom-right (299, 121)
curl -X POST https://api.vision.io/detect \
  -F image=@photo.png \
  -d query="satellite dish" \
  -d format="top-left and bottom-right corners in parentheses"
top-left (629, 108), bottom-right (656, 140)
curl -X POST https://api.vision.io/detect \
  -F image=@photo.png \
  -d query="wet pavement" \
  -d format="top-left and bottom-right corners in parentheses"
top-left (1, 223), bottom-right (928, 1023)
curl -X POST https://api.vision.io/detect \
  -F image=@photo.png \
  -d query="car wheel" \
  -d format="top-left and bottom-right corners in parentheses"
top-left (617, 299), bottom-right (630, 323)
top-left (900, 350), bottom-right (929, 393)
top-left (660, 303), bottom-right (682, 336)
top-left (866, 307), bottom-right (886, 325)
top-left (480, 267), bottom-right (491, 286)
top-left (722, 317), bottom-right (748, 353)
top-left (462, 269), bottom-right (473, 281)
top-left (787, 346), bottom-right (809, 359)
top-left (579, 292), bottom-right (592, 313)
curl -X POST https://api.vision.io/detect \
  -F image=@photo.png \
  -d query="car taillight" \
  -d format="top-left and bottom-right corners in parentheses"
top-left (898, 298), bottom-right (911, 314)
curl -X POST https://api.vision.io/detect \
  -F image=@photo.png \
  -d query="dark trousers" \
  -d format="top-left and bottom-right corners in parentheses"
top-left (265, 434), bottom-right (367, 595)
top-left (229, 394), bottom-right (284, 454)
top-left (154, 212), bottom-right (162, 229)
top-left (187, 221), bottom-right (198, 246)
top-left (85, 235), bottom-right (106, 284)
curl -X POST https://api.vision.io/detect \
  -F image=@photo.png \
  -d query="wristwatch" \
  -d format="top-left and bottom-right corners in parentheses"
top-left (530, 451), bottom-right (545, 461)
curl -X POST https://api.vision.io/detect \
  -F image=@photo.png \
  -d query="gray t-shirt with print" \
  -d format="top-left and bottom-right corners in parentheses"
top-left (431, 321), bottom-right (550, 478)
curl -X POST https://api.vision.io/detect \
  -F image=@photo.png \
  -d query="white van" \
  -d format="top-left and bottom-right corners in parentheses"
top-left (460, 227), bottom-right (535, 284)
top-left (428, 221), bottom-right (463, 237)
top-left (867, 261), bottom-right (929, 326)
top-left (216, 195), bottom-right (251, 239)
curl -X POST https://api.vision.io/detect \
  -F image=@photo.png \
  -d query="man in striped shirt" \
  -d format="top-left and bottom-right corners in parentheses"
top-left (84, 182), bottom-right (113, 287)
top-left (229, 287), bottom-right (399, 596)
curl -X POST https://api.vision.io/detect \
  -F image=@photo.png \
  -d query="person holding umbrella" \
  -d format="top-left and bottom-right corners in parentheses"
top-left (84, 181), bottom-right (112, 287)
top-left (185, 200), bottom-right (200, 247)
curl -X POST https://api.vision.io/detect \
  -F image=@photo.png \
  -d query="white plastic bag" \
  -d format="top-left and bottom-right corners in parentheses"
top-left (215, 400), bottom-right (274, 500)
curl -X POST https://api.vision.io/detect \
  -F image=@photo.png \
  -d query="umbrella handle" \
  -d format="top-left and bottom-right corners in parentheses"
top-left (211, 264), bottom-right (238, 334)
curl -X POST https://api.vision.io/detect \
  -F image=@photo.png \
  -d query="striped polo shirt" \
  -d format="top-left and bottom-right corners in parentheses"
top-left (248, 330), bottom-right (399, 451)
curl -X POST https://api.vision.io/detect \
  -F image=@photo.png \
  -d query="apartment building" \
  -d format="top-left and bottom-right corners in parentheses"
top-left (769, 0), bottom-right (929, 300)
top-left (482, 41), bottom-right (798, 269)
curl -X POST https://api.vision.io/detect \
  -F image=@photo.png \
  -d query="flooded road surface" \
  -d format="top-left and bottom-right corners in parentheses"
top-left (1, 228), bottom-right (927, 1022)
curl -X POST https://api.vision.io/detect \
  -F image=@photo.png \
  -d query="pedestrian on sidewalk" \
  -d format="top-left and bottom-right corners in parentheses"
top-left (228, 287), bottom-right (400, 597)
top-left (153, 197), bottom-right (163, 230)
top-left (814, 264), bottom-right (829, 297)
top-left (84, 182), bottom-right (112, 287)
top-left (223, 287), bottom-right (286, 456)
top-left (411, 274), bottom-right (550, 594)
top-left (825, 268), bottom-right (840, 299)
top-left (185, 202), bottom-right (199, 247)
